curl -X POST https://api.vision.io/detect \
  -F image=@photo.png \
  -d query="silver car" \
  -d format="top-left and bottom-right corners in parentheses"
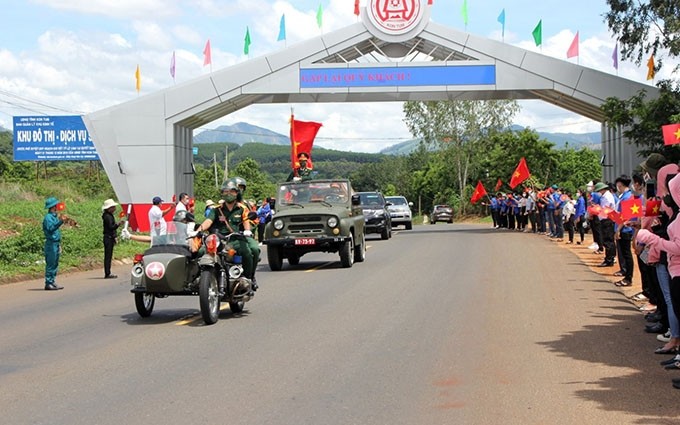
top-left (385, 196), bottom-right (413, 230)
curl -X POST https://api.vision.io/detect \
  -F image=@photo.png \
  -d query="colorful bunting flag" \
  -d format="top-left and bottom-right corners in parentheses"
top-left (509, 157), bottom-right (531, 189)
top-left (354, 0), bottom-right (360, 16)
top-left (277, 15), bottom-right (286, 41)
top-left (497, 9), bottom-right (505, 39)
top-left (461, 0), bottom-right (468, 27)
top-left (244, 27), bottom-right (251, 55)
top-left (662, 123), bottom-right (680, 146)
top-left (203, 39), bottom-right (211, 66)
top-left (620, 198), bottom-right (643, 220)
top-left (612, 42), bottom-right (619, 70)
top-left (647, 55), bottom-right (655, 80)
top-left (532, 20), bottom-right (542, 47)
top-left (135, 65), bottom-right (141, 92)
top-left (567, 32), bottom-right (579, 58)
top-left (470, 180), bottom-right (488, 204)
top-left (170, 51), bottom-right (176, 79)
top-left (645, 199), bottom-right (661, 217)
top-left (316, 3), bottom-right (323, 29)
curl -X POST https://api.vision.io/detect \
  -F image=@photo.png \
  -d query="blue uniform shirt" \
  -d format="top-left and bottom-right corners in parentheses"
top-left (42, 212), bottom-right (63, 243)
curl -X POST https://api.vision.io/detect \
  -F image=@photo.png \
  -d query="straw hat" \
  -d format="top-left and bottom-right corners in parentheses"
top-left (102, 199), bottom-right (119, 210)
top-left (205, 199), bottom-right (215, 207)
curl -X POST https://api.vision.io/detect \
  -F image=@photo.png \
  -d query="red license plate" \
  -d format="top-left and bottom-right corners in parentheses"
top-left (294, 238), bottom-right (316, 246)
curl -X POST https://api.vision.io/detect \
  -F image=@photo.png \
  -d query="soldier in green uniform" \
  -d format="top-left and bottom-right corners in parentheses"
top-left (287, 152), bottom-right (313, 182)
top-left (232, 177), bottom-right (261, 288)
top-left (194, 180), bottom-right (254, 282)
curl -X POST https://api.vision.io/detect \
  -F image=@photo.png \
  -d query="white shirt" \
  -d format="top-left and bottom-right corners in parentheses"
top-left (599, 191), bottom-right (617, 210)
top-left (148, 205), bottom-right (167, 236)
top-left (175, 202), bottom-right (187, 213)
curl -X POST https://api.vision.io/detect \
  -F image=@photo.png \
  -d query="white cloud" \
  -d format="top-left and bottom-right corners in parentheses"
top-left (30, 0), bottom-right (180, 19)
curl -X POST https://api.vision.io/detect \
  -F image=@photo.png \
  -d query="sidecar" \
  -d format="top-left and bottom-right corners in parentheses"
top-left (130, 222), bottom-right (201, 318)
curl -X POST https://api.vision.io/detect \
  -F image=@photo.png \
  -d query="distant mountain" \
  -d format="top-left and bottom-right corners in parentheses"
top-left (194, 122), bottom-right (289, 145)
top-left (379, 125), bottom-right (602, 155)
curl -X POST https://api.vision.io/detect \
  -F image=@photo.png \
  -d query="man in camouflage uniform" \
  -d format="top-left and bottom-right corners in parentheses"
top-left (195, 180), bottom-right (254, 281)
top-left (287, 152), bottom-right (313, 182)
top-left (232, 177), bottom-right (261, 288)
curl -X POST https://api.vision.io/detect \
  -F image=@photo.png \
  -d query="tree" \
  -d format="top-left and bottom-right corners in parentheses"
top-left (229, 158), bottom-right (276, 203)
top-left (601, 81), bottom-right (680, 163)
top-left (605, 0), bottom-right (680, 72)
top-left (403, 99), bottom-right (520, 214)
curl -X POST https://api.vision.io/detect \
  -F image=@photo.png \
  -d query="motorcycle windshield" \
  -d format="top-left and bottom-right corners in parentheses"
top-left (151, 221), bottom-right (191, 247)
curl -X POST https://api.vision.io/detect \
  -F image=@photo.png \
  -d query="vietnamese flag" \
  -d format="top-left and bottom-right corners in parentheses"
top-left (290, 116), bottom-right (322, 169)
top-left (620, 197), bottom-right (643, 220)
top-left (645, 199), bottom-right (661, 217)
top-left (587, 204), bottom-right (602, 217)
top-left (662, 124), bottom-right (680, 146)
top-left (607, 208), bottom-right (625, 224)
top-left (495, 178), bottom-right (503, 192)
top-left (509, 157), bottom-right (531, 189)
top-left (470, 180), bottom-right (488, 204)
top-left (56, 202), bottom-right (66, 212)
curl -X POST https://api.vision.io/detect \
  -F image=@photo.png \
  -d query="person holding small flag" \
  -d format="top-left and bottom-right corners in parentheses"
top-left (595, 182), bottom-right (617, 267)
top-left (102, 198), bottom-right (125, 279)
top-left (43, 197), bottom-right (66, 290)
top-left (614, 175), bottom-right (635, 286)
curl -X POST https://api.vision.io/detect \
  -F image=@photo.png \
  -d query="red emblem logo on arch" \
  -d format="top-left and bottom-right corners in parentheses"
top-left (369, 0), bottom-right (421, 34)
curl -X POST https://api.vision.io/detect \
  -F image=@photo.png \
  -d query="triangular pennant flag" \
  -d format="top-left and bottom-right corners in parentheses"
top-left (647, 55), bottom-right (655, 80)
top-left (495, 178), bottom-right (503, 192)
top-left (567, 32), bottom-right (579, 58)
top-left (277, 15), bottom-right (286, 41)
top-left (612, 42), bottom-right (619, 70)
top-left (203, 39), bottom-right (211, 66)
top-left (135, 64), bottom-right (141, 92)
top-left (170, 51), bottom-right (176, 79)
top-left (497, 9), bottom-right (505, 38)
top-left (316, 3), bottom-right (323, 29)
top-left (461, 0), bottom-right (468, 27)
top-left (354, 0), bottom-right (360, 16)
top-left (244, 27), bottom-right (251, 55)
top-left (532, 20), bottom-right (542, 47)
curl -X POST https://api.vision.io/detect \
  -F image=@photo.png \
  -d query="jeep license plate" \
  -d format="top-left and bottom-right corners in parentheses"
top-left (294, 238), bottom-right (316, 246)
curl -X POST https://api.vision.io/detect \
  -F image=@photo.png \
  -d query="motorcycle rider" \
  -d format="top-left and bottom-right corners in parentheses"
top-left (194, 180), bottom-right (255, 285)
top-left (232, 177), bottom-right (261, 289)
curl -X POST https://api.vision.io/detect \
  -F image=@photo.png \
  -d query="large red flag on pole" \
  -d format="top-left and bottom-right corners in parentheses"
top-left (290, 115), bottom-right (322, 171)
top-left (509, 157), bottom-right (531, 189)
top-left (470, 180), bottom-right (488, 204)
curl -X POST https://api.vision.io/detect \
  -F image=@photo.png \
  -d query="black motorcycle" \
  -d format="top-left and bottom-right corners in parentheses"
top-left (130, 222), bottom-right (254, 325)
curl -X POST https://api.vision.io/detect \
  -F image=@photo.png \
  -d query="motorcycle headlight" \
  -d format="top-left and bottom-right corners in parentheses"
top-left (229, 265), bottom-right (243, 279)
top-left (327, 217), bottom-right (338, 228)
top-left (273, 219), bottom-right (284, 230)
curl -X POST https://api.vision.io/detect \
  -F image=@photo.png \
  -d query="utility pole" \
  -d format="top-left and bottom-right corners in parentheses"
top-left (223, 146), bottom-right (228, 181)
top-left (213, 153), bottom-right (218, 188)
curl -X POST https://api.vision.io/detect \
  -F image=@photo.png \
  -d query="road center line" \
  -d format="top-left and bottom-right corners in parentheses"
top-left (305, 261), bottom-right (336, 273)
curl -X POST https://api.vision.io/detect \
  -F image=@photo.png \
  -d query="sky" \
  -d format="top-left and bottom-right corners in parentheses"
top-left (0, 0), bottom-right (677, 153)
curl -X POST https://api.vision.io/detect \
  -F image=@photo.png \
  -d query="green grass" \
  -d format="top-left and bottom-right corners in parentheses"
top-left (0, 197), bottom-right (145, 283)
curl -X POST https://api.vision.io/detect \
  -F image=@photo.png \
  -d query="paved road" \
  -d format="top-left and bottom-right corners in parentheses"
top-left (1, 225), bottom-right (678, 424)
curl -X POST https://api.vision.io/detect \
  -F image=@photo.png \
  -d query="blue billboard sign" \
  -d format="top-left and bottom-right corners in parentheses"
top-left (13, 115), bottom-right (99, 161)
top-left (300, 65), bottom-right (496, 89)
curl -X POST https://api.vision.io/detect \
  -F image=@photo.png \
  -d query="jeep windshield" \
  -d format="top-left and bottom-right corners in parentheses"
top-left (277, 181), bottom-right (350, 208)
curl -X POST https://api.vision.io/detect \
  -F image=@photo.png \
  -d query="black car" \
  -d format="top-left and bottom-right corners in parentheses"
top-left (430, 204), bottom-right (453, 224)
top-left (356, 191), bottom-right (392, 240)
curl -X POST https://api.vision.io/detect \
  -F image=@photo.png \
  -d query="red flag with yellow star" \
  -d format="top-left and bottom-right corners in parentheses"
top-left (620, 197), bottom-right (643, 220)
top-left (470, 180), bottom-right (488, 204)
top-left (645, 199), bottom-right (661, 217)
top-left (494, 178), bottom-right (503, 192)
top-left (290, 116), bottom-right (322, 170)
top-left (509, 157), bottom-right (530, 189)
top-left (662, 124), bottom-right (680, 146)
top-left (607, 208), bottom-right (625, 224)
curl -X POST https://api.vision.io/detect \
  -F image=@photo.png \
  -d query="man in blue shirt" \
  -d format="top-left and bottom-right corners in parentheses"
top-left (614, 175), bottom-right (635, 286)
top-left (551, 186), bottom-right (566, 241)
top-left (574, 189), bottom-right (586, 244)
top-left (43, 197), bottom-right (65, 290)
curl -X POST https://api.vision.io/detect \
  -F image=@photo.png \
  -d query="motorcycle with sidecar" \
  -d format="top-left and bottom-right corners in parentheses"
top-left (129, 221), bottom-right (254, 325)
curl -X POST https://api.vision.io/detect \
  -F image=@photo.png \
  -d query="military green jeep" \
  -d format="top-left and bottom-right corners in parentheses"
top-left (263, 179), bottom-right (366, 270)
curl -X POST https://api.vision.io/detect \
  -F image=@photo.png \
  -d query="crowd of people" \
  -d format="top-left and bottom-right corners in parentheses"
top-left (483, 153), bottom-right (680, 389)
